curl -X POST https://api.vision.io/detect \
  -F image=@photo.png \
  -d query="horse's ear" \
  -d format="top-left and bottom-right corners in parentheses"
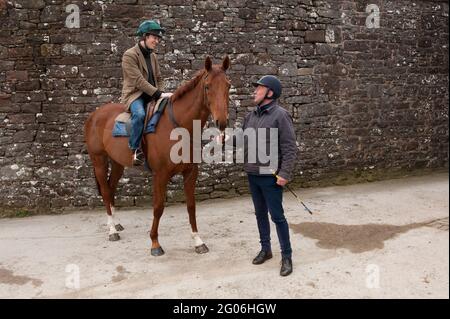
top-left (222, 55), bottom-right (230, 71)
top-left (205, 56), bottom-right (212, 71)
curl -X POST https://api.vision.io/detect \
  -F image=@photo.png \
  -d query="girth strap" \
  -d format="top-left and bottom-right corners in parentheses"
top-left (167, 100), bottom-right (179, 128)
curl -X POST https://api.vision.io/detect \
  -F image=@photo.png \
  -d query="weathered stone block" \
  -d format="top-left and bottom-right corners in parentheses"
top-left (14, 0), bottom-right (45, 9)
top-left (344, 40), bottom-right (371, 52)
top-left (40, 5), bottom-right (61, 23)
top-left (40, 44), bottom-right (60, 57)
top-left (6, 70), bottom-right (28, 81)
top-left (297, 68), bottom-right (313, 76)
top-left (305, 30), bottom-right (326, 43)
top-left (206, 10), bottom-right (224, 22)
top-left (246, 65), bottom-right (278, 75)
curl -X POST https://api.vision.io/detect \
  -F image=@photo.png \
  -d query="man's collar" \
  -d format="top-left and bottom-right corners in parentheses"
top-left (138, 42), bottom-right (153, 57)
top-left (254, 100), bottom-right (277, 115)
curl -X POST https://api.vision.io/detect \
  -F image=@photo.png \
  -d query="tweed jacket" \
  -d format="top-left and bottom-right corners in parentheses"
top-left (120, 43), bottom-right (164, 111)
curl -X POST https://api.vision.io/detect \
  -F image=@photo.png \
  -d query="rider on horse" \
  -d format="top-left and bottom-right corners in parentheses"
top-left (120, 20), bottom-right (172, 165)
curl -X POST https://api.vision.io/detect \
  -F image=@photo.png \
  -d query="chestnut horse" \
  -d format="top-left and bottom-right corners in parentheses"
top-left (84, 56), bottom-right (230, 256)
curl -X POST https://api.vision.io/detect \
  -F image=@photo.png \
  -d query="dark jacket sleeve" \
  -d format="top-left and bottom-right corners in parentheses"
top-left (277, 110), bottom-right (298, 181)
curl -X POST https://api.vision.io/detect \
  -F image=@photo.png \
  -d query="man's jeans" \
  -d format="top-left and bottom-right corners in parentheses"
top-left (247, 174), bottom-right (292, 258)
top-left (129, 97), bottom-right (146, 150)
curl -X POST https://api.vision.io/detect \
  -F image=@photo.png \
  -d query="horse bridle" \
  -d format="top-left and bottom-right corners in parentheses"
top-left (168, 71), bottom-right (217, 129)
top-left (203, 73), bottom-right (211, 111)
top-left (202, 72), bottom-right (232, 129)
top-left (170, 72), bottom-right (212, 129)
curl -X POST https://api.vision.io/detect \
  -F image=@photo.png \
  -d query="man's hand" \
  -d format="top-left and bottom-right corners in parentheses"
top-left (276, 175), bottom-right (288, 186)
top-left (161, 92), bottom-right (173, 98)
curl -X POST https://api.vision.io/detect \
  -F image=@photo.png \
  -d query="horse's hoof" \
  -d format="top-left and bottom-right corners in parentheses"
top-left (109, 233), bottom-right (120, 241)
top-left (195, 244), bottom-right (209, 254)
top-left (151, 247), bottom-right (165, 256)
top-left (115, 224), bottom-right (124, 232)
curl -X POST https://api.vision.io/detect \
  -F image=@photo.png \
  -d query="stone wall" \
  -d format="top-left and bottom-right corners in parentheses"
top-left (0, 0), bottom-right (448, 215)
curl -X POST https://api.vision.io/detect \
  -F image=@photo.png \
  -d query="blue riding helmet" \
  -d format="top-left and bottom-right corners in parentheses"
top-left (252, 75), bottom-right (282, 100)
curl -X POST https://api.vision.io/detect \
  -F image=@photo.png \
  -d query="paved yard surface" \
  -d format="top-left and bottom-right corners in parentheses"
top-left (0, 173), bottom-right (448, 298)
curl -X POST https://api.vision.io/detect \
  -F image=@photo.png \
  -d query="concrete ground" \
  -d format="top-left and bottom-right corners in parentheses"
top-left (0, 172), bottom-right (448, 299)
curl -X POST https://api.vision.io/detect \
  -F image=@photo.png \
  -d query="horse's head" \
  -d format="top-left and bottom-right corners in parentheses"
top-left (203, 56), bottom-right (231, 131)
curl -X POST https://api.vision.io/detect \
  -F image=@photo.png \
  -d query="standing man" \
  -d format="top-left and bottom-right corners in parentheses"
top-left (243, 75), bottom-right (298, 276)
top-left (120, 20), bottom-right (172, 165)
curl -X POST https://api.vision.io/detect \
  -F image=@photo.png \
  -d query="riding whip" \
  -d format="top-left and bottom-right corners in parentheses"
top-left (273, 172), bottom-right (313, 215)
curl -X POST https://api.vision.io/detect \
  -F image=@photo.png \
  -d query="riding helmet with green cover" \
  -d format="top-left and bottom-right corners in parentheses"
top-left (136, 20), bottom-right (165, 38)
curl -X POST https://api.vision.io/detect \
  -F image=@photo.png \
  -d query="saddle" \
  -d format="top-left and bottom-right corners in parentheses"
top-left (112, 97), bottom-right (170, 137)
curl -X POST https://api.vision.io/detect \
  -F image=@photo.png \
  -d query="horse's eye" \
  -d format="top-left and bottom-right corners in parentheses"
top-left (205, 85), bottom-right (209, 91)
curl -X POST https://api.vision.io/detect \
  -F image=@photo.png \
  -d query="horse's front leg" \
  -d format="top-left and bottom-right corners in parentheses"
top-left (183, 165), bottom-right (209, 254)
top-left (150, 173), bottom-right (168, 256)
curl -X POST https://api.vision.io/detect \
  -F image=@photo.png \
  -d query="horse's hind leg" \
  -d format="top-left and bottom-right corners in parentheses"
top-left (91, 154), bottom-right (120, 241)
top-left (183, 165), bottom-right (209, 254)
top-left (149, 173), bottom-right (169, 256)
top-left (108, 159), bottom-right (125, 232)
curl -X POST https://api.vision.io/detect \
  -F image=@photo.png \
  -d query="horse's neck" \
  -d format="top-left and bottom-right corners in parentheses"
top-left (171, 80), bottom-right (210, 132)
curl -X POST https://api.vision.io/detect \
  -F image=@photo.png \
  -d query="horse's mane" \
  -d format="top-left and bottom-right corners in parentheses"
top-left (171, 69), bottom-right (206, 102)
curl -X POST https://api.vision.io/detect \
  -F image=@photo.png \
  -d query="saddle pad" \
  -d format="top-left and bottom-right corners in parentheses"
top-left (144, 98), bottom-right (169, 134)
top-left (112, 121), bottom-right (129, 137)
top-left (112, 97), bottom-right (170, 137)
top-left (115, 112), bottom-right (131, 123)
